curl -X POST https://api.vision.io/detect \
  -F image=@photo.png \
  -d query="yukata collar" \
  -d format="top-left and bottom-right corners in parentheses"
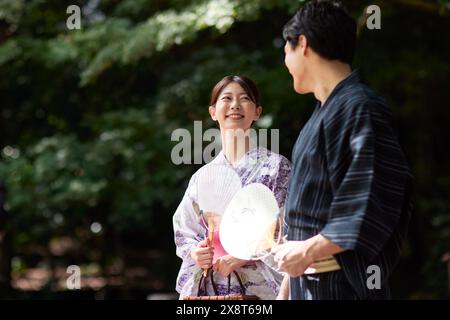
top-left (318, 69), bottom-right (360, 109)
top-left (216, 146), bottom-right (262, 169)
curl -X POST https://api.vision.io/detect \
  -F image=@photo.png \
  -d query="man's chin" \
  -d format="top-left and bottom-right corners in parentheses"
top-left (293, 79), bottom-right (308, 94)
top-left (294, 85), bottom-right (308, 94)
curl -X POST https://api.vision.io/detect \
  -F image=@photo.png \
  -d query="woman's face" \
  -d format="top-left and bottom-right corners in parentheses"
top-left (209, 82), bottom-right (262, 131)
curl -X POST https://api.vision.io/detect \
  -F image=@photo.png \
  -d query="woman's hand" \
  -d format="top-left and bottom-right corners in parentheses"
top-left (190, 239), bottom-right (214, 270)
top-left (213, 255), bottom-right (248, 277)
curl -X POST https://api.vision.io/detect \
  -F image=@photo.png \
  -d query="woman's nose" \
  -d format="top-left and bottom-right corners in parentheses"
top-left (230, 99), bottom-right (240, 109)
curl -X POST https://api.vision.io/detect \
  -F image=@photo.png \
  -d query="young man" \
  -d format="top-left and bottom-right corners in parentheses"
top-left (272, 0), bottom-right (412, 299)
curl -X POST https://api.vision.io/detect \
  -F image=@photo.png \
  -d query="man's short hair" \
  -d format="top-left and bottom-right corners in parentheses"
top-left (283, 0), bottom-right (357, 65)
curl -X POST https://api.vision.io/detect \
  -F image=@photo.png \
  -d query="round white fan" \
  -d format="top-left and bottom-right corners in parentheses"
top-left (195, 163), bottom-right (242, 270)
top-left (196, 163), bottom-right (242, 216)
top-left (220, 183), bottom-right (282, 260)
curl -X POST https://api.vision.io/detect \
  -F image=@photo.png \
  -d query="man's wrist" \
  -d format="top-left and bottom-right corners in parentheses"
top-left (303, 236), bottom-right (320, 262)
top-left (304, 234), bottom-right (344, 262)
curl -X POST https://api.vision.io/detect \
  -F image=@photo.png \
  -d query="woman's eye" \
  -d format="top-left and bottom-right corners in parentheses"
top-left (241, 96), bottom-right (249, 101)
top-left (222, 96), bottom-right (231, 101)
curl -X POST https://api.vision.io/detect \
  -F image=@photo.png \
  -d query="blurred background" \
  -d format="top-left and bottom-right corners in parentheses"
top-left (0, 0), bottom-right (449, 300)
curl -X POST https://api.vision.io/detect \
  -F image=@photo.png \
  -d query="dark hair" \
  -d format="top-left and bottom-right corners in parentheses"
top-left (210, 75), bottom-right (261, 107)
top-left (283, 0), bottom-right (357, 64)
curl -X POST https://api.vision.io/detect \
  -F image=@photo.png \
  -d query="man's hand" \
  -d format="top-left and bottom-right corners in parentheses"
top-left (272, 234), bottom-right (344, 277)
top-left (213, 255), bottom-right (248, 277)
top-left (190, 239), bottom-right (214, 269)
top-left (272, 241), bottom-right (314, 277)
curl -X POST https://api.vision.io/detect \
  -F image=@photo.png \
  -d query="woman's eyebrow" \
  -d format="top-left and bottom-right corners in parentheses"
top-left (221, 91), bottom-right (248, 96)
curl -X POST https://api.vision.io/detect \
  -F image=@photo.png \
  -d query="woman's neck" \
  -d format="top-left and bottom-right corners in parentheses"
top-left (221, 129), bottom-right (254, 166)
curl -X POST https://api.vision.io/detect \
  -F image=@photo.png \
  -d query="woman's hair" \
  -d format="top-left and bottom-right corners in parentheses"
top-left (283, 0), bottom-right (356, 65)
top-left (210, 75), bottom-right (261, 107)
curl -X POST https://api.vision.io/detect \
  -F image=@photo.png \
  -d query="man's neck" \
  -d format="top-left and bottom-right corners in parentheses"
top-left (312, 62), bottom-right (352, 106)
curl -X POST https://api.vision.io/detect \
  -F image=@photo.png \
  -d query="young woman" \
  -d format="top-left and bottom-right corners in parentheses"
top-left (173, 75), bottom-right (291, 299)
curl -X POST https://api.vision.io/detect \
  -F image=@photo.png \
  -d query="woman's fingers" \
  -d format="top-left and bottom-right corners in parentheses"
top-left (196, 247), bottom-right (214, 255)
top-left (199, 238), bottom-right (215, 249)
top-left (212, 259), bottom-right (234, 277)
top-left (216, 266), bottom-right (232, 277)
top-left (199, 255), bottom-right (213, 269)
top-left (198, 254), bottom-right (213, 263)
top-left (200, 262), bottom-right (213, 269)
top-left (198, 254), bottom-right (213, 261)
top-left (198, 248), bottom-right (214, 256)
top-left (198, 239), bottom-right (208, 247)
top-left (196, 248), bottom-right (208, 255)
top-left (199, 262), bottom-right (212, 268)
top-left (192, 240), bottom-right (215, 268)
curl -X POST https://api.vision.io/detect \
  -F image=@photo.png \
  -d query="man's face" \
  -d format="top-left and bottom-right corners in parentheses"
top-left (284, 39), bottom-right (309, 94)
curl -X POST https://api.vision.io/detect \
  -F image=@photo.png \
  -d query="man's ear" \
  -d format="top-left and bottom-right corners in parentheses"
top-left (298, 35), bottom-right (308, 55)
top-left (209, 106), bottom-right (217, 121)
top-left (254, 106), bottom-right (263, 121)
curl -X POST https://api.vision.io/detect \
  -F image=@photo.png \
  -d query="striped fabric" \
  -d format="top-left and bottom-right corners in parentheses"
top-left (285, 70), bottom-right (412, 300)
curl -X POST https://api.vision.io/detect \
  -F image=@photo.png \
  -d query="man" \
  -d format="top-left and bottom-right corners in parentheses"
top-left (272, 0), bottom-right (412, 299)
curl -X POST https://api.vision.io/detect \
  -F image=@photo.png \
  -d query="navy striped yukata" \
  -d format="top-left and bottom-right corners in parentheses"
top-left (285, 70), bottom-right (412, 300)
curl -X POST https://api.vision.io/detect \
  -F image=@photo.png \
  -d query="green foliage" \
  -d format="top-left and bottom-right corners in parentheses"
top-left (0, 108), bottom-right (185, 232)
top-left (0, 0), bottom-right (24, 32)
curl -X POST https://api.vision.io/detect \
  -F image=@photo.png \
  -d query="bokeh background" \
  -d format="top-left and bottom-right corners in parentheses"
top-left (0, 0), bottom-right (449, 299)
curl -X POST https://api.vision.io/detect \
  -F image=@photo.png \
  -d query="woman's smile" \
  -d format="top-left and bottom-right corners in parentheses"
top-left (226, 113), bottom-right (245, 120)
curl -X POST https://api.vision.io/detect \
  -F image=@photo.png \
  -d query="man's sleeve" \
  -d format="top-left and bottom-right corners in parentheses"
top-left (320, 102), bottom-right (411, 261)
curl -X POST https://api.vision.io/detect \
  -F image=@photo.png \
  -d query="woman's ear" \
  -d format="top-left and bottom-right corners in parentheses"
top-left (253, 106), bottom-right (263, 121)
top-left (209, 105), bottom-right (217, 121)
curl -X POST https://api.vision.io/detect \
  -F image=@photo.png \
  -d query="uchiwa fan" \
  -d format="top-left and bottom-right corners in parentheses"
top-left (196, 164), bottom-right (242, 216)
top-left (196, 164), bottom-right (242, 274)
top-left (220, 183), bottom-right (282, 261)
top-left (220, 183), bottom-right (341, 274)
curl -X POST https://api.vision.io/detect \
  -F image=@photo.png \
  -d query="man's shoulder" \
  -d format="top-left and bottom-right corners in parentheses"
top-left (325, 82), bottom-right (389, 120)
top-left (341, 82), bottom-right (386, 107)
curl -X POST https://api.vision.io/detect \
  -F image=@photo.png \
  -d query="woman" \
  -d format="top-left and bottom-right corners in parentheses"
top-left (173, 75), bottom-right (291, 299)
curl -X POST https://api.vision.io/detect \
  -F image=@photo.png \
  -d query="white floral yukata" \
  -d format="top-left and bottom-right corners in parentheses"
top-left (173, 147), bottom-right (291, 300)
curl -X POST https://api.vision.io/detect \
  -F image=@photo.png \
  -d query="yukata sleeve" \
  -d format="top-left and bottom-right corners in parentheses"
top-left (173, 174), bottom-right (209, 295)
top-left (320, 101), bottom-right (411, 261)
top-left (261, 156), bottom-right (292, 270)
top-left (173, 175), bottom-right (206, 261)
top-left (271, 156), bottom-right (292, 240)
top-left (272, 156), bottom-right (292, 211)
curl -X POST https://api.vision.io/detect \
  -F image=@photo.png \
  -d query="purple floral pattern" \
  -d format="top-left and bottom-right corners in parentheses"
top-left (173, 147), bottom-right (291, 300)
